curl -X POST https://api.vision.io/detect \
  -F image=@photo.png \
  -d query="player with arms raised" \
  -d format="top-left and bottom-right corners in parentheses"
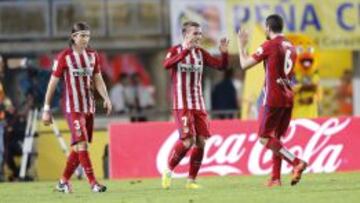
top-left (237, 14), bottom-right (307, 186)
top-left (42, 22), bottom-right (112, 193)
top-left (162, 21), bottom-right (229, 189)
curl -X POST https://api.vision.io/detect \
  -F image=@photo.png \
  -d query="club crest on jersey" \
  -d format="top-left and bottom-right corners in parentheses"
top-left (179, 63), bottom-right (202, 72)
top-left (71, 68), bottom-right (94, 77)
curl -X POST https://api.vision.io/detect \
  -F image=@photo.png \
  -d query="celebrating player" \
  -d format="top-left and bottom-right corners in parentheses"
top-left (42, 22), bottom-right (112, 193)
top-left (161, 21), bottom-right (229, 189)
top-left (237, 14), bottom-right (307, 186)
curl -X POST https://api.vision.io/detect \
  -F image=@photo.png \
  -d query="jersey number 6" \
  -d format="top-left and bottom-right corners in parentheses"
top-left (284, 49), bottom-right (293, 76)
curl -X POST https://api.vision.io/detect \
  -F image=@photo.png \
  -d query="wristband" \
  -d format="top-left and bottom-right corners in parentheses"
top-left (43, 104), bottom-right (51, 111)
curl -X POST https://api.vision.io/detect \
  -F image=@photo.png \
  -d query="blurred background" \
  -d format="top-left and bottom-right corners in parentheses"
top-left (0, 0), bottom-right (358, 182)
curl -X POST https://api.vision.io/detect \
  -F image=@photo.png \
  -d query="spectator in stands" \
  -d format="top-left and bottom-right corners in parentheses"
top-left (0, 56), bottom-right (4, 181)
top-left (211, 69), bottom-right (238, 119)
top-left (0, 87), bottom-right (4, 181)
top-left (126, 73), bottom-right (155, 122)
top-left (5, 91), bottom-right (35, 181)
top-left (232, 69), bottom-right (244, 116)
top-left (4, 107), bottom-right (23, 181)
top-left (0, 83), bottom-right (13, 182)
top-left (336, 69), bottom-right (353, 115)
top-left (0, 56), bottom-right (4, 84)
top-left (110, 73), bottom-right (130, 114)
top-left (0, 56), bottom-right (10, 101)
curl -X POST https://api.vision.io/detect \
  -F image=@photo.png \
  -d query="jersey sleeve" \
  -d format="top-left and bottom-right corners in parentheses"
top-left (52, 53), bottom-right (66, 78)
top-left (163, 46), bottom-right (190, 69)
top-left (251, 41), bottom-right (271, 62)
top-left (94, 52), bottom-right (101, 74)
top-left (202, 49), bottom-right (228, 70)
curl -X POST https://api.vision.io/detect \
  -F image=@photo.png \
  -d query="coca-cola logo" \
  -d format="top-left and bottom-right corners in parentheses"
top-left (156, 118), bottom-right (351, 178)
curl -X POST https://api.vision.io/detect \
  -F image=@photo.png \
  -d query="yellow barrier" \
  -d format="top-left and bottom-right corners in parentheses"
top-left (37, 119), bottom-right (108, 181)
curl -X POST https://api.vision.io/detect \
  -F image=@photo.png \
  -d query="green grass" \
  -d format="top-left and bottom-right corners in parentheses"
top-left (1, 172), bottom-right (360, 203)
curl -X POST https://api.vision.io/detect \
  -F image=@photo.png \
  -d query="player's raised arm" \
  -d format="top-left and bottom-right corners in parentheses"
top-left (202, 37), bottom-right (229, 70)
top-left (42, 75), bottom-right (60, 125)
top-left (237, 28), bottom-right (259, 70)
top-left (94, 72), bottom-right (112, 116)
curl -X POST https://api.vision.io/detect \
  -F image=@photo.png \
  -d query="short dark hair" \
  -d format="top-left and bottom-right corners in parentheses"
top-left (265, 14), bottom-right (283, 33)
top-left (181, 21), bottom-right (200, 36)
top-left (69, 22), bottom-right (90, 46)
top-left (71, 21), bottom-right (90, 34)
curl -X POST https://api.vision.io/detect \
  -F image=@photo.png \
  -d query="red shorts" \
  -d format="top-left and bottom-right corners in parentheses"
top-left (66, 113), bottom-right (94, 145)
top-left (173, 109), bottom-right (210, 140)
top-left (258, 106), bottom-right (292, 138)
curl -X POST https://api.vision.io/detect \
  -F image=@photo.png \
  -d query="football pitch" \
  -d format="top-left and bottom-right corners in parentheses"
top-left (0, 172), bottom-right (360, 203)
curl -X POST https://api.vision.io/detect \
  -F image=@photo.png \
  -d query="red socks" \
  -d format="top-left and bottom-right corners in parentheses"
top-left (189, 147), bottom-right (204, 180)
top-left (271, 153), bottom-right (282, 180)
top-left (78, 150), bottom-right (96, 185)
top-left (168, 141), bottom-right (191, 170)
top-left (62, 150), bottom-right (80, 182)
top-left (61, 149), bottom-right (97, 186)
top-left (168, 141), bottom-right (205, 180)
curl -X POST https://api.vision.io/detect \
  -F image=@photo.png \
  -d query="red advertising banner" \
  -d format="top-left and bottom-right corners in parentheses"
top-left (109, 117), bottom-right (360, 179)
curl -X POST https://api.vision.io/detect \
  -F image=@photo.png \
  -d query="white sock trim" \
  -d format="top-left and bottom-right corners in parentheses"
top-left (279, 148), bottom-right (295, 162)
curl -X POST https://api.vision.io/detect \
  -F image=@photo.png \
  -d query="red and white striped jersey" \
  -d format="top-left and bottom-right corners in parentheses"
top-left (52, 48), bottom-right (100, 113)
top-left (164, 45), bottom-right (228, 110)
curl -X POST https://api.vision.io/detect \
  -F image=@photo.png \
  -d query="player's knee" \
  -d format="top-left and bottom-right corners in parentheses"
top-left (182, 138), bottom-right (194, 149)
top-left (195, 136), bottom-right (206, 148)
top-left (259, 137), bottom-right (269, 146)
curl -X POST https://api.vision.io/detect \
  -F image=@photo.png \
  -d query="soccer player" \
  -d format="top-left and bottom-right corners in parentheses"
top-left (237, 14), bottom-right (307, 186)
top-left (42, 22), bottom-right (112, 193)
top-left (162, 21), bottom-right (229, 189)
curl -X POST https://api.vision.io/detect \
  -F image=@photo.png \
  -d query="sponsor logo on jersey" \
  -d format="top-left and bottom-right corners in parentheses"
top-left (71, 67), bottom-right (94, 77)
top-left (179, 63), bottom-right (202, 72)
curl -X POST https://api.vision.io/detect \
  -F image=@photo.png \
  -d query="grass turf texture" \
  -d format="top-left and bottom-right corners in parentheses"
top-left (0, 172), bottom-right (360, 203)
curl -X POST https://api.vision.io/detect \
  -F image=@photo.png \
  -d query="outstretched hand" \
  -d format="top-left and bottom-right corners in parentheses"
top-left (219, 37), bottom-right (229, 53)
top-left (237, 28), bottom-right (249, 49)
